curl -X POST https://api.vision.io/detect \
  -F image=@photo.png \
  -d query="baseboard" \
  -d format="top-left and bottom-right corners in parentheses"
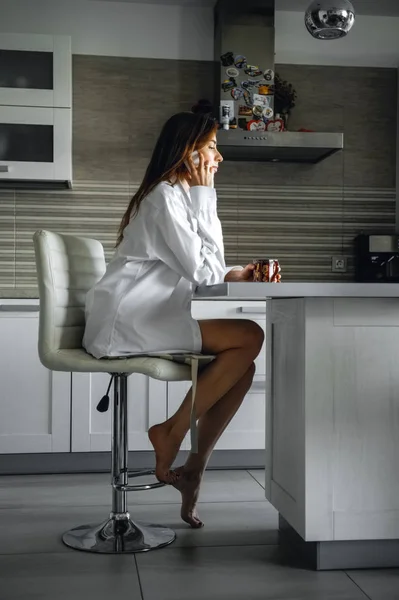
top-left (0, 449), bottom-right (265, 475)
top-left (278, 515), bottom-right (399, 570)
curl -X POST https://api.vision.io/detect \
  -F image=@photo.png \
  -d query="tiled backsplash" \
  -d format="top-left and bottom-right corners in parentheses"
top-left (0, 56), bottom-right (397, 293)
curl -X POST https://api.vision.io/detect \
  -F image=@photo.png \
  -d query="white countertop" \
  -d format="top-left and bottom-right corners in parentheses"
top-left (3, 283), bottom-right (399, 305)
top-left (194, 282), bottom-right (399, 299)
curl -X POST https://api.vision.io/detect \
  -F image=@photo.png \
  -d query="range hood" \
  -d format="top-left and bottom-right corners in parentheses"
top-left (214, 0), bottom-right (344, 163)
top-left (217, 129), bottom-right (343, 163)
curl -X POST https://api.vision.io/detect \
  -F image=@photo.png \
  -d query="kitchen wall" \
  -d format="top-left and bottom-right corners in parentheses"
top-left (3, 0), bottom-right (399, 66)
top-left (0, 0), bottom-right (214, 61)
top-left (0, 53), bottom-right (396, 292)
top-left (275, 11), bottom-right (399, 67)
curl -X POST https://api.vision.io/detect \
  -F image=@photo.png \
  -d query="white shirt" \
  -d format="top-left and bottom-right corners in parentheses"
top-left (83, 181), bottom-right (232, 358)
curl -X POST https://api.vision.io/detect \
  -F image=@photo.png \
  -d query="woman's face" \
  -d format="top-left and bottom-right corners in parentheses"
top-left (198, 135), bottom-right (223, 175)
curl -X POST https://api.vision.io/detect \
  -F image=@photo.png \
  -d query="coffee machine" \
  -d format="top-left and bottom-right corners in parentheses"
top-left (355, 234), bottom-right (399, 282)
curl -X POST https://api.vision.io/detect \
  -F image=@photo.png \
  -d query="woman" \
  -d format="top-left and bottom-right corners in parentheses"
top-left (83, 108), bottom-right (265, 528)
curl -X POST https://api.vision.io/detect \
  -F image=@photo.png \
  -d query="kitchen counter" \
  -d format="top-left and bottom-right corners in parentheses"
top-left (195, 281), bottom-right (399, 299)
top-left (12, 282), bottom-right (399, 301)
top-left (194, 282), bottom-right (399, 570)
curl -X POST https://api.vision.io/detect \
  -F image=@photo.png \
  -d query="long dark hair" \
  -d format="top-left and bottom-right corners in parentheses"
top-left (116, 108), bottom-right (217, 247)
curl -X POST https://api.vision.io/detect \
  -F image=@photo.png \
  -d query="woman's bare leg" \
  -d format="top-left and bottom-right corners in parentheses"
top-left (148, 319), bottom-right (264, 482)
top-left (173, 362), bottom-right (256, 527)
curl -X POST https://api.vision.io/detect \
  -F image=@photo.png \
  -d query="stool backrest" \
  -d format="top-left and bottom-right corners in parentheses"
top-left (33, 230), bottom-right (106, 363)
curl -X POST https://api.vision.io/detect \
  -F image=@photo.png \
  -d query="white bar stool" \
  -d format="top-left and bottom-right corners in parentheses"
top-left (33, 229), bottom-right (209, 554)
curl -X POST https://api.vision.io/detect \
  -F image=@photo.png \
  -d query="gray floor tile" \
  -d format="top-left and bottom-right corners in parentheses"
top-left (0, 501), bottom-right (278, 555)
top-left (136, 545), bottom-right (369, 600)
top-left (0, 505), bottom-right (115, 555)
top-left (248, 469), bottom-right (266, 488)
top-left (0, 473), bottom-right (111, 509)
top-left (178, 470), bottom-right (266, 503)
top-left (0, 552), bottom-right (141, 600)
top-left (144, 501), bottom-right (279, 548)
top-left (346, 569), bottom-right (399, 600)
top-left (0, 470), bottom-right (264, 509)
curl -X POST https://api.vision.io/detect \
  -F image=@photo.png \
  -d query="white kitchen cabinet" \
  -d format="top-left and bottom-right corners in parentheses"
top-left (266, 296), bottom-right (399, 542)
top-left (71, 372), bottom-right (167, 452)
top-left (0, 105), bottom-right (72, 186)
top-left (0, 33), bottom-right (72, 187)
top-left (0, 298), bottom-right (265, 456)
top-left (0, 301), bottom-right (71, 454)
top-left (167, 300), bottom-right (267, 451)
top-left (0, 33), bottom-right (72, 108)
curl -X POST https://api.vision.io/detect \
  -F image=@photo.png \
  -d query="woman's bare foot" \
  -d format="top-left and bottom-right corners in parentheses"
top-left (172, 467), bottom-right (204, 528)
top-left (148, 423), bottom-right (183, 483)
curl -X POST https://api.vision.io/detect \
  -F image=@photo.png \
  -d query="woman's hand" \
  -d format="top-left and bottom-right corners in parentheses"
top-left (187, 152), bottom-right (214, 188)
top-left (224, 264), bottom-right (282, 283)
top-left (224, 264), bottom-right (255, 282)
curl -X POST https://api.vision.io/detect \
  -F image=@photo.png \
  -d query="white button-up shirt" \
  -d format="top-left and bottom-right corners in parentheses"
top-left (83, 181), bottom-right (230, 358)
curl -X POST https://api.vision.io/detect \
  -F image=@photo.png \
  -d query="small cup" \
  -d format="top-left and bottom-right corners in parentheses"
top-left (253, 259), bottom-right (281, 283)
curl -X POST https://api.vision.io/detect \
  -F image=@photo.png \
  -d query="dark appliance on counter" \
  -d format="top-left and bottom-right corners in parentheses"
top-left (355, 234), bottom-right (399, 282)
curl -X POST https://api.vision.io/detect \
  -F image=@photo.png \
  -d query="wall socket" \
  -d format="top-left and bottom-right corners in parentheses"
top-left (332, 256), bottom-right (347, 272)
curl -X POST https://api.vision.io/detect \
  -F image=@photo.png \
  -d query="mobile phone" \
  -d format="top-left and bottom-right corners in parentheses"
top-left (185, 150), bottom-right (200, 172)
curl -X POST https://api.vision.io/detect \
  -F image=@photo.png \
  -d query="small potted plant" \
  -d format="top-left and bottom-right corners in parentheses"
top-left (274, 74), bottom-right (297, 130)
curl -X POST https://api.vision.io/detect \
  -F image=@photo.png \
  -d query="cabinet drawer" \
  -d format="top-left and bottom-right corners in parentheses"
top-left (192, 300), bottom-right (266, 321)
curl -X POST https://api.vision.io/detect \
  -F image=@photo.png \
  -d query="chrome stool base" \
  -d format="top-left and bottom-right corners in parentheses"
top-left (62, 512), bottom-right (176, 554)
top-left (63, 375), bottom-right (176, 554)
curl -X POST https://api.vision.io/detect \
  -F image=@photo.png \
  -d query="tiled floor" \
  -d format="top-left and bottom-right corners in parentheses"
top-left (0, 469), bottom-right (397, 600)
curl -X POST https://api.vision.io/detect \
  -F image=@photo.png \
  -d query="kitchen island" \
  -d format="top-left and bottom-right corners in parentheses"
top-left (195, 283), bottom-right (399, 570)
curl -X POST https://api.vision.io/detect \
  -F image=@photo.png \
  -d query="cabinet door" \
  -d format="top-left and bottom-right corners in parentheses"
top-left (166, 375), bottom-right (265, 451)
top-left (0, 33), bottom-right (71, 108)
top-left (0, 307), bottom-right (71, 453)
top-left (0, 106), bottom-right (72, 183)
top-left (71, 372), bottom-right (167, 452)
top-left (214, 375), bottom-right (266, 450)
top-left (166, 381), bottom-right (191, 451)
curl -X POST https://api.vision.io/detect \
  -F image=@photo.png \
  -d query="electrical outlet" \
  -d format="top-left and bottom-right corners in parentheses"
top-left (332, 256), bottom-right (347, 273)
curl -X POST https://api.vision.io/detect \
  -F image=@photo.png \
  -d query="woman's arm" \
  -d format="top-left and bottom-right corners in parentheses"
top-left (151, 185), bottom-right (227, 286)
top-left (190, 187), bottom-right (248, 280)
top-left (189, 185), bottom-right (225, 258)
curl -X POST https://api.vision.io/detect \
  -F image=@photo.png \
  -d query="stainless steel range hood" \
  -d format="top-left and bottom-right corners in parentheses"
top-left (217, 130), bottom-right (344, 163)
top-left (214, 0), bottom-right (344, 163)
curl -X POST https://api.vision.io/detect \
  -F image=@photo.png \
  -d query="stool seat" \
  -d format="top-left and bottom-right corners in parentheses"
top-left (41, 347), bottom-right (196, 379)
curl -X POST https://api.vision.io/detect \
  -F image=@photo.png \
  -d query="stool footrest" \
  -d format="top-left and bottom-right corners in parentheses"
top-left (113, 481), bottom-right (165, 492)
top-left (113, 469), bottom-right (165, 492)
top-left (127, 469), bottom-right (158, 478)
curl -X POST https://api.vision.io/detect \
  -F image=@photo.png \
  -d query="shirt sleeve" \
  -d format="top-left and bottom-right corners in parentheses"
top-left (151, 185), bottom-right (227, 286)
top-left (188, 188), bottom-right (244, 277)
